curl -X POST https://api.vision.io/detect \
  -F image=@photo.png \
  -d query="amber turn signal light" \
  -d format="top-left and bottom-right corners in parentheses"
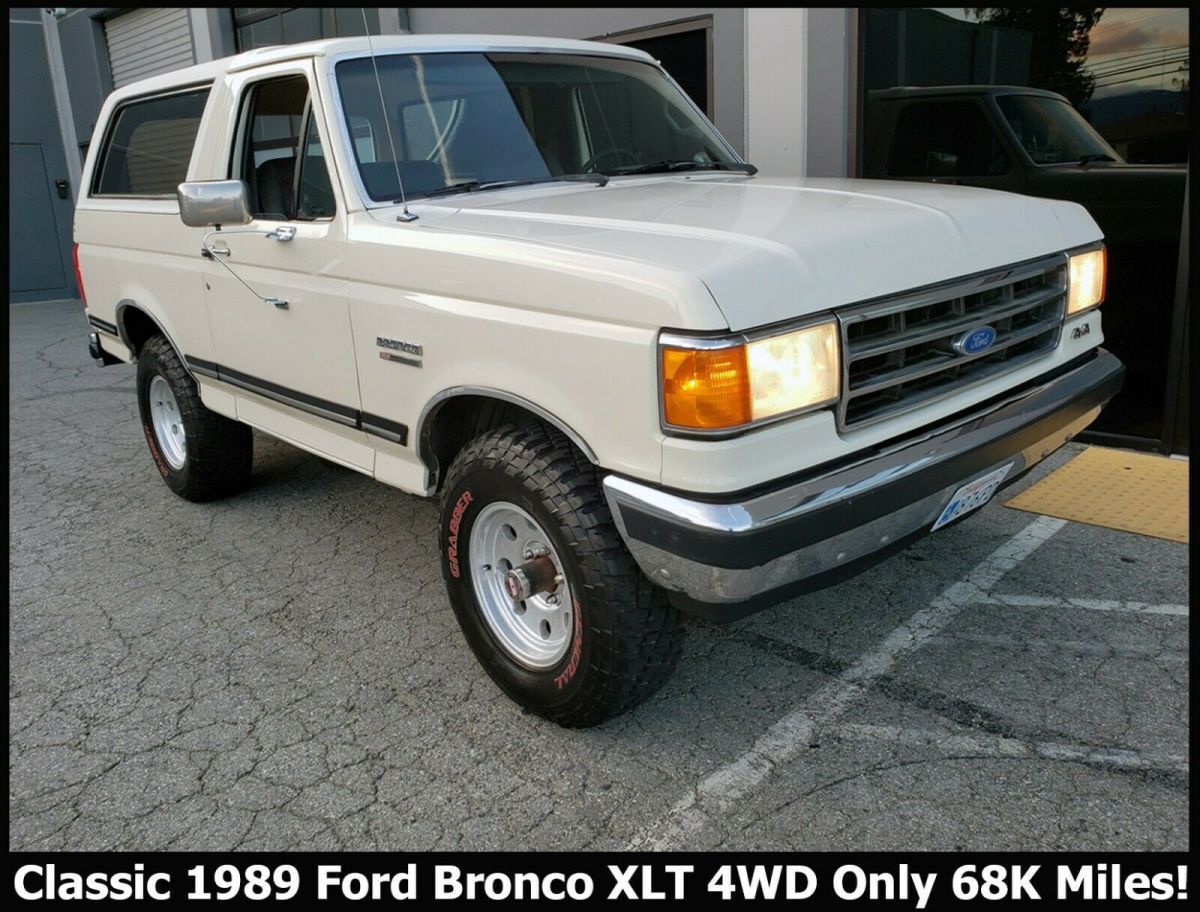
top-left (661, 345), bottom-right (752, 430)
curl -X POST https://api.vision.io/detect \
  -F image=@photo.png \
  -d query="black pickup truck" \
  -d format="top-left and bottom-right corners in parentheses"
top-left (863, 85), bottom-right (1186, 446)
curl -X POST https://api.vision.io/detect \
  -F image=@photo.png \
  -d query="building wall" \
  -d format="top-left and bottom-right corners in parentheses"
top-left (406, 7), bottom-right (746, 155)
top-left (806, 8), bottom-right (855, 177)
top-left (9, 8), bottom-right (78, 301)
top-left (53, 8), bottom-right (116, 165)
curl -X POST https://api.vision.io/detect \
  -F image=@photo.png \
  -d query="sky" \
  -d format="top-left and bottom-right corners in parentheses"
top-left (935, 7), bottom-right (1189, 97)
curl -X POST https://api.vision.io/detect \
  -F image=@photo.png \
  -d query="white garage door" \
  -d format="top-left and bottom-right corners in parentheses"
top-left (104, 8), bottom-right (196, 88)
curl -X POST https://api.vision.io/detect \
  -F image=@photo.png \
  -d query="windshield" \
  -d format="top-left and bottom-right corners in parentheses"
top-left (995, 94), bottom-right (1122, 166)
top-left (334, 52), bottom-right (739, 201)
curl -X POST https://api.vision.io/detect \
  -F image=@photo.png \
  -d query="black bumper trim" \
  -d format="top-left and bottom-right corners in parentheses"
top-left (620, 350), bottom-right (1124, 572)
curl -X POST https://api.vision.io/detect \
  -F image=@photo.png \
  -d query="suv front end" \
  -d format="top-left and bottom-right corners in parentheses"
top-left (604, 245), bottom-right (1123, 619)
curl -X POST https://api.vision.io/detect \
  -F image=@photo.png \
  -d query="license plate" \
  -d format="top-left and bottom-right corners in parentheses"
top-left (931, 463), bottom-right (1013, 532)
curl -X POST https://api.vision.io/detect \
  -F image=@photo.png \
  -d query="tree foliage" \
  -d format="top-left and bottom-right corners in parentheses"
top-left (967, 8), bottom-right (1105, 106)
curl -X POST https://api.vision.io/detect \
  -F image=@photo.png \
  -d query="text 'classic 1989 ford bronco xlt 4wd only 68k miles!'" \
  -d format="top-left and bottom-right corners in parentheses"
top-left (76, 35), bottom-right (1123, 726)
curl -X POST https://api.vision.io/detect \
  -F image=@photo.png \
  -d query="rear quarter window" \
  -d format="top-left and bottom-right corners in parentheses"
top-left (92, 87), bottom-right (211, 197)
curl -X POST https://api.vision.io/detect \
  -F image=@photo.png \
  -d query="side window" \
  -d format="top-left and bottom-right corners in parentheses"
top-left (93, 88), bottom-right (210, 196)
top-left (887, 101), bottom-right (1010, 178)
top-left (296, 117), bottom-right (335, 219)
top-left (236, 75), bottom-right (335, 221)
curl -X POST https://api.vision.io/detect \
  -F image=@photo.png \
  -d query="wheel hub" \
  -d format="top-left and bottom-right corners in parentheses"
top-left (503, 555), bottom-right (560, 601)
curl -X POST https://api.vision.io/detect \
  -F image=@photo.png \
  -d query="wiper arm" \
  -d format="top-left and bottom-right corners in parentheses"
top-left (415, 173), bottom-right (608, 200)
top-left (1077, 153), bottom-right (1117, 165)
top-left (607, 160), bottom-right (758, 176)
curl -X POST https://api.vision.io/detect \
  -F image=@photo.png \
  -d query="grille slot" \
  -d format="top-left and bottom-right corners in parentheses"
top-left (837, 255), bottom-right (1067, 431)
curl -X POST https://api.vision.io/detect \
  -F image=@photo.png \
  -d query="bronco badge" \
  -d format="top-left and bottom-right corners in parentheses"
top-left (376, 337), bottom-right (423, 367)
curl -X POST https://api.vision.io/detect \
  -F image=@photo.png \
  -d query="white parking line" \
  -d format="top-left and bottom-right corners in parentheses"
top-left (835, 723), bottom-right (1189, 774)
top-left (629, 515), bottom-right (1068, 850)
top-left (983, 594), bottom-right (1188, 616)
top-left (926, 631), bottom-right (1190, 661)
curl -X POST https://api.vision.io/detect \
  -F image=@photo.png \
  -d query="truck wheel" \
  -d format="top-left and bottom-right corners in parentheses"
top-left (136, 334), bottom-right (252, 502)
top-left (439, 422), bottom-right (684, 727)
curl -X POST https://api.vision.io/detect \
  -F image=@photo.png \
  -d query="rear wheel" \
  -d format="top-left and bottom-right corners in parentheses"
top-left (136, 334), bottom-right (252, 502)
top-left (439, 421), bottom-right (684, 727)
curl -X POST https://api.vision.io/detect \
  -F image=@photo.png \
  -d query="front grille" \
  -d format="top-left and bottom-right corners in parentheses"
top-left (836, 254), bottom-right (1067, 431)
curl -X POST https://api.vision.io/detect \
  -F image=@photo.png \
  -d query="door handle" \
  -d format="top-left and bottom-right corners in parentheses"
top-left (204, 241), bottom-right (231, 258)
top-left (265, 225), bottom-right (296, 242)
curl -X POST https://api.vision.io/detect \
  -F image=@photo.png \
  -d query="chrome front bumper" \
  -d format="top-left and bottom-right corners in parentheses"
top-left (603, 349), bottom-right (1124, 620)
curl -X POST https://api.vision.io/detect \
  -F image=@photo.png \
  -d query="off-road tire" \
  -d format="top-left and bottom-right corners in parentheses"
top-left (439, 421), bottom-right (684, 727)
top-left (136, 334), bottom-right (252, 502)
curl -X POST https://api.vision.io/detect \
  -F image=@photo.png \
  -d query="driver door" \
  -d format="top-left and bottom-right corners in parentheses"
top-left (203, 63), bottom-right (372, 471)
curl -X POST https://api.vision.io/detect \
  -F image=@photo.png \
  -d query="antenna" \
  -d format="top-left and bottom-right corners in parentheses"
top-left (361, 8), bottom-right (416, 222)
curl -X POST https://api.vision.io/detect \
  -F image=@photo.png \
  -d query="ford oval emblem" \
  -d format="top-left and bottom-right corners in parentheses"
top-left (954, 325), bottom-right (997, 356)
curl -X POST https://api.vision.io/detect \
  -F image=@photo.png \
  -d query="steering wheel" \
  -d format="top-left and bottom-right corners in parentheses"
top-left (582, 147), bottom-right (642, 174)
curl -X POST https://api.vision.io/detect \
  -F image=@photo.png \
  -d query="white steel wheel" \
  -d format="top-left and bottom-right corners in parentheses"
top-left (469, 501), bottom-right (574, 670)
top-left (148, 374), bottom-right (187, 470)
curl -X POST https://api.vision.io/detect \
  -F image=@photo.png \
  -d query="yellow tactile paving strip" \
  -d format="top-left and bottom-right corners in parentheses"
top-left (1005, 446), bottom-right (1189, 543)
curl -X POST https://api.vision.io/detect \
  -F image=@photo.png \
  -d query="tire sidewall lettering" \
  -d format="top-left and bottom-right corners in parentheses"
top-left (142, 423), bottom-right (170, 478)
top-left (554, 599), bottom-right (585, 690)
top-left (446, 489), bottom-right (473, 578)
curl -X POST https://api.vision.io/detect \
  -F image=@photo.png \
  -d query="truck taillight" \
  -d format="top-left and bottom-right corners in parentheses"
top-left (73, 244), bottom-right (87, 306)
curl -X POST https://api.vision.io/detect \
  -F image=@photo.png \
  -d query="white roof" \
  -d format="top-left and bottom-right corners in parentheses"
top-left (108, 33), bottom-right (656, 100)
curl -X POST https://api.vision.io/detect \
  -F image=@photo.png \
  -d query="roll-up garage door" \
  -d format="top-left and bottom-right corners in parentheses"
top-left (104, 8), bottom-right (196, 88)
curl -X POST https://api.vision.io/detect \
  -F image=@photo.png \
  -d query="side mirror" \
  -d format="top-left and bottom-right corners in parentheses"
top-left (177, 180), bottom-right (252, 227)
top-left (924, 151), bottom-right (958, 177)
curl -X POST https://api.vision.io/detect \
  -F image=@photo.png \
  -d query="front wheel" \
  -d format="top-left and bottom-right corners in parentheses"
top-left (439, 422), bottom-right (684, 727)
top-left (136, 334), bottom-right (252, 502)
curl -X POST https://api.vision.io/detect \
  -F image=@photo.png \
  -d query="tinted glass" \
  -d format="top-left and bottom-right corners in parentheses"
top-left (996, 94), bottom-right (1122, 165)
top-left (93, 88), bottom-right (210, 196)
top-left (335, 52), bottom-right (735, 201)
top-left (237, 76), bottom-right (334, 220)
top-left (297, 117), bottom-right (335, 219)
top-left (888, 100), bottom-right (1010, 177)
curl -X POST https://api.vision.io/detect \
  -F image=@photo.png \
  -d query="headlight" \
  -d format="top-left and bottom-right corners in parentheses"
top-left (1067, 246), bottom-right (1105, 315)
top-left (661, 320), bottom-right (841, 432)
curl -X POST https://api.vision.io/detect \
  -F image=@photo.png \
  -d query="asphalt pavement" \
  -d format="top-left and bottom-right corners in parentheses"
top-left (9, 299), bottom-right (1189, 851)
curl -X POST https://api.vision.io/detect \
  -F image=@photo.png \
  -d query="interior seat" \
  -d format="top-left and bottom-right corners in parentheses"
top-left (255, 157), bottom-right (296, 219)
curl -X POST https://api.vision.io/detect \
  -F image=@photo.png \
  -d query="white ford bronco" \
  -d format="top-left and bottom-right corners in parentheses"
top-left (76, 35), bottom-right (1123, 726)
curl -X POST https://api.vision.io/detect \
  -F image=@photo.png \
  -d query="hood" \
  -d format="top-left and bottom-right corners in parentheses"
top-left (419, 175), bottom-right (1102, 331)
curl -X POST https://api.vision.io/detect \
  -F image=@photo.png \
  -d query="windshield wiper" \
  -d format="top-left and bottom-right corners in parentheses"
top-left (1076, 153), bottom-right (1117, 165)
top-left (606, 160), bottom-right (758, 176)
top-left (413, 173), bottom-right (608, 201)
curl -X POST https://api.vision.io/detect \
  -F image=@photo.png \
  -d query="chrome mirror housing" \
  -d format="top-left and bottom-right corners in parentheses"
top-left (176, 180), bottom-right (252, 227)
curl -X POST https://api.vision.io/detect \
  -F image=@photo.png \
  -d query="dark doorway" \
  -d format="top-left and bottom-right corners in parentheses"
top-left (600, 17), bottom-right (713, 118)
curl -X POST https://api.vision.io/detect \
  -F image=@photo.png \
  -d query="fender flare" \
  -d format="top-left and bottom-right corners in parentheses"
top-left (416, 386), bottom-right (600, 486)
top-left (114, 300), bottom-right (196, 378)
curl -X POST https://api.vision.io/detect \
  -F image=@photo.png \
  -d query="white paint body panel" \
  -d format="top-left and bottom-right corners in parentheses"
top-left (426, 174), bottom-right (1100, 331)
top-left (73, 35), bottom-right (1106, 499)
